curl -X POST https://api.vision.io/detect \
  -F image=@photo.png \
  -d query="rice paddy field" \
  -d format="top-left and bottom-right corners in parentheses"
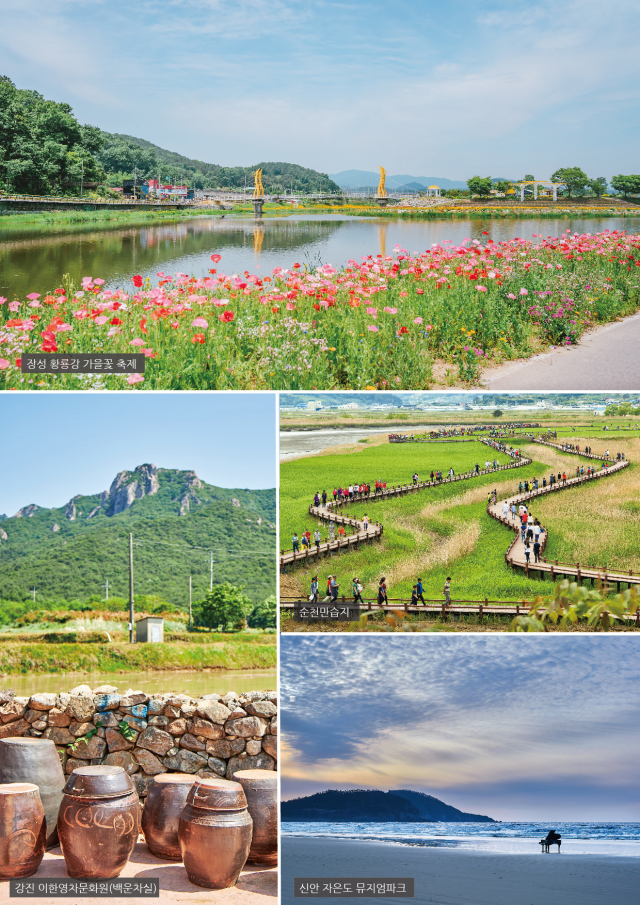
top-left (279, 428), bottom-right (640, 624)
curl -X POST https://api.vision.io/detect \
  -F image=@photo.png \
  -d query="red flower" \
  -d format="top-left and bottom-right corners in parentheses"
top-left (132, 275), bottom-right (143, 288)
top-left (5, 319), bottom-right (23, 328)
top-left (41, 331), bottom-right (56, 342)
top-left (140, 318), bottom-right (148, 334)
top-left (191, 333), bottom-right (206, 344)
top-left (271, 306), bottom-right (279, 314)
top-left (54, 288), bottom-right (65, 295)
top-left (42, 342), bottom-right (58, 352)
top-left (15, 358), bottom-right (21, 367)
top-left (110, 317), bottom-right (123, 325)
top-left (219, 310), bottom-right (235, 323)
top-left (211, 254), bottom-right (222, 263)
top-left (399, 326), bottom-right (408, 334)
top-left (313, 303), bottom-right (321, 311)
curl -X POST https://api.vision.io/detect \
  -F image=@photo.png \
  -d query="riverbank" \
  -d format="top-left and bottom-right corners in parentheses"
top-left (0, 638), bottom-right (276, 676)
top-left (281, 836), bottom-right (638, 905)
top-left (0, 207), bottom-right (221, 231)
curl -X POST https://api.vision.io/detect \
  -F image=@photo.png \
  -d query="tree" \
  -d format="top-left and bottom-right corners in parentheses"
top-left (550, 167), bottom-right (590, 198)
top-left (588, 177), bottom-right (608, 198)
top-left (196, 583), bottom-right (251, 632)
top-left (522, 174), bottom-right (535, 182)
top-left (493, 410), bottom-right (503, 418)
top-left (509, 580), bottom-right (638, 632)
top-left (466, 176), bottom-right (493, 197)
top-left (248, 595), bottom-right (276, 629)
top-left (492, 180), bottom-right (512, 195)
top-left (611, 174), bottom-right (640, 198)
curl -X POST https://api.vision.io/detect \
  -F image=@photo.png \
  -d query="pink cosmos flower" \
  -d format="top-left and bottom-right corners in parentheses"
top-left (9, 302), bottom-right (20, 312)
top-left (127, 373), bottom-right (144, 385)
top-left (383, 307), bottom-right (398, 314)
top-left (94, 316), bottom-right (109, 325)
top-left (507, 293), bottom-right (516, 299)
top-left (28, 301), bottom-right (41, 308)
top-left (0, 298), bottom-right (7, 304)
top-left (367, 325), bottom-right (379, 332)
top-left (286, 302), bottom-right (295, 310)
top-left (414, 317), bottom-right (423, 324)
top-left (476, 285), bottom-right (487, 292)
top-left (519, 288), bottom-right (528, 296)
top-left (26, 293), bottom-right (40, 301)
top-left (0, 359), bottom-right (10, 370)
top-left (366, 307), bottom-right (377, 318)
top-left (94, 278), bottom-right (105, 286)
top-left (129, 338), bottom-right (145, 347)
top-left (57, 323), bottom-right (72, 332)
top-left (192, 317), bottom-right (209, 328)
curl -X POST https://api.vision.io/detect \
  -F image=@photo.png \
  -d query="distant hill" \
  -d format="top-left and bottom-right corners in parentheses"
top-left (328, 170), bottom-right (468, 190)
top-left (0, 465), bottom-right (275, 608)
top-left (281, 789), bottom-right (495, 822)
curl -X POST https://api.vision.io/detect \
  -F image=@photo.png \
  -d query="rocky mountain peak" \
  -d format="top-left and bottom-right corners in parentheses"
top-left (13, 504), bottom-right (39, 518)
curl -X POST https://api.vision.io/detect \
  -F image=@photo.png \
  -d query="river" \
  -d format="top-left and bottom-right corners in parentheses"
top-left (0, 668), bottom-right (276, 697)
top-left (2, 213), bottom-right (640, 301)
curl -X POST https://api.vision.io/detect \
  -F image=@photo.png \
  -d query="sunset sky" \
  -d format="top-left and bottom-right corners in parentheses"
top-left (2, 0), bottom-right (638, 178)
top-left (281, 635), bottom-right (640, 821)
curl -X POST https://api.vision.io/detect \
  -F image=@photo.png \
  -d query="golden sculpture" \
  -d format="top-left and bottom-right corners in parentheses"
top-left (377, 166), bottom-right (387, 198)
top-left (253, 168), bottom-right (264, 199)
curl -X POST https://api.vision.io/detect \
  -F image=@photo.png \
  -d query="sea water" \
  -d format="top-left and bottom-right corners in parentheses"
top-left (281, 821), bottom-right (640, 856)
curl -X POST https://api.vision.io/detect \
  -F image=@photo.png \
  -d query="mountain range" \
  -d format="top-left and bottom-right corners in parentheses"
top-left (0, 465), bottom-right (275, 608)
top-left (328, 170), bottom-right (516, 191)
top-left (281, 789), bottom-right (495, 822)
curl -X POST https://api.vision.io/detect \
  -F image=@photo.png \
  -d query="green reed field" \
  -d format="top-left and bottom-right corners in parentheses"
top-left (280, 434), bottom-right (640, 606)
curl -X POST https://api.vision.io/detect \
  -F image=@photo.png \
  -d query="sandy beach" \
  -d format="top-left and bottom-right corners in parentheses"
top-left (281, 836), bottom-right (638, 905)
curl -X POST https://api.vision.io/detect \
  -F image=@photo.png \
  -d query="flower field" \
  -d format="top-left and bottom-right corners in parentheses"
top-left (1, 230), bottom-right (639, 389)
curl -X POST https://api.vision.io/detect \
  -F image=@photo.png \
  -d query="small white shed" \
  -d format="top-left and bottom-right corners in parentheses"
top-left (136, 617), bottom-right (164, 643)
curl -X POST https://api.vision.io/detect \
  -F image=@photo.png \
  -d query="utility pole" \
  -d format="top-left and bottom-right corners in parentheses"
top-left (210, 551), bottom-right (214, 591)
top-left (80, 159), bottom-right (84, 198)
top-left (133, 165), bottom-right (137, 201)
top-left (104, 578), bottom-right (109, 601)
top-left (189, 575), bottom-right (192, 630)
top-left (128, 533), bottom-right (135, 643)
top-left (32, 587), bottom-right (36, 604)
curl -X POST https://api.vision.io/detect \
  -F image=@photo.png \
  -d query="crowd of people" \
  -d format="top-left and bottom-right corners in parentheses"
top-left (305, 574), bottom-right (453, 608)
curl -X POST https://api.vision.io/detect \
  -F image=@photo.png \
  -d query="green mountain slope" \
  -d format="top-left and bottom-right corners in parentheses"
top-left (281, 789), bottom-right (495, 822)
top-left (99, 132), bottom-right (341, 193)
top-left (0, 465), bottom-right (275, 608)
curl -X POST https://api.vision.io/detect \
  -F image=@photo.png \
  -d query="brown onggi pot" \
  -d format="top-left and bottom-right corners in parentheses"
top-left (0, 783), bottom-right (46, 878)
top-left (178, 777), bottom-right (253, 889)
top-left (0, 737), bottom-right (65, 849)
top-left (57, 766), bottom-right (140, 878)
top-left (141, 773), bottom-right (195, 861)
top-left (234, 769), bottom-right (278, 865)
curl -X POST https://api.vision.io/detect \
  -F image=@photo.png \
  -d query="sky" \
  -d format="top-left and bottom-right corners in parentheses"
top-left (280, 635), bottom-right (640, 821)
top-left (2, 0), bottom-right (639, 180)
top-left (0, 392), bottom-right (276, 515)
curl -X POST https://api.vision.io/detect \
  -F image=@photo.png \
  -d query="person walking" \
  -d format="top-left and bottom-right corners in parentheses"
top-left (524, 542), bottom-right (531, 564)
top-left (416, 577), bottom-right (425, 604)
top-left (310, 576), bottom-right (319, 604)
top-left (353, 577), bottom-right (364, 605)
top-left (314, 528), bottom-right (321, 551)
top-left (322, 576), bottom-right (333, 602)
top-left (322, 490), bottom-right (327, 506)
top-left (377, 577), bottom-right (388, 607)
top-left (330, 575), bottom-right (339, 602)
top-left (502, 500), bottom-right (509, 519)
top-left (443, 577), bottom-right (451, 607)
top-left (292, 533), bottom-right (299, 553)
top-left (533, 539), bottom-right (541, 563)
top-left (329, 521), bottom-right (336, 542)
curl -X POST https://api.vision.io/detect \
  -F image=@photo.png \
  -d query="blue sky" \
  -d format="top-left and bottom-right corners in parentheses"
top-left (280, 635), bottom-right (640, 821)
top-left (2, 0), bottom-right (638, 179)
top-left (0, 393), bottom-right (276, 515)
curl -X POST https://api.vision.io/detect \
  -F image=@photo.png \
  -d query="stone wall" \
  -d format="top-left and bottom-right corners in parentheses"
top-left (0, 685), bottom-right (277, 798)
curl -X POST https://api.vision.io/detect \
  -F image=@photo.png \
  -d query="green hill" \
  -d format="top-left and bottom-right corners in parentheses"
top-left (0, 465), bottom-right (275, 610)
top-left (100, 133), bottom-right (342, 194)
top-left (281, 789), bottom-right (495, 822)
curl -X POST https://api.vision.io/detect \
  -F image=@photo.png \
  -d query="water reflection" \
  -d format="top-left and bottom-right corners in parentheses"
top-left (1, 213), bottom-right (639, 301)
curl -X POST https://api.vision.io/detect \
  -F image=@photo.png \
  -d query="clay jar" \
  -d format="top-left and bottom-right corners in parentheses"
top-left (141, 773), bottom-right (195, 861)
top-left (0, 737), bottom-right (65, 849)
top-left (57, 766), bottom-right (140, 878)
top-left (0, 783), bottom-right (46, 878)
top-left (234, 769), bottom-right (278, 865)
top-left (178, 777), bottom-right (253, 889)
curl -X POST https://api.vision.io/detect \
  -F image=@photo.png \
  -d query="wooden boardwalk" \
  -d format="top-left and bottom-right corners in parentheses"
top-left (280, 439), bottom-right (531, 570)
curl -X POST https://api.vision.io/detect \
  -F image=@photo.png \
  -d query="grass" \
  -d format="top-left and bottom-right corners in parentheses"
top-left (280, 434), bottom-right (638, 607)
top-left (1, 230), bottom-right (639, 390)
top-left (0, 632), bottom-right (276, 676)
top-left (0, 208), bottom-right (216, 233)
